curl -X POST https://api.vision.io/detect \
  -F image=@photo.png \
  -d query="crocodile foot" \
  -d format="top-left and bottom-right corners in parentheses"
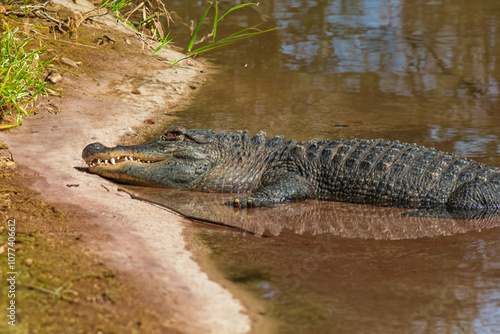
top-left (226, 195), bottom-right (275, 209)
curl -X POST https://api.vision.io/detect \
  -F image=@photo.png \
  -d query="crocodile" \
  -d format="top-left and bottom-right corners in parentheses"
top-left (82, 126), bottom-right (500, 217)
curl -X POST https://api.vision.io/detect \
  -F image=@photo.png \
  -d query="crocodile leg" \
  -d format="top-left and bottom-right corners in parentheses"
top-left (229, 173), bottom-right (315, 208)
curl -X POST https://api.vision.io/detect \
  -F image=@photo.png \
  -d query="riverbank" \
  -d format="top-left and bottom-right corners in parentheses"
top-left (0, 1), bottom-right (250, 333)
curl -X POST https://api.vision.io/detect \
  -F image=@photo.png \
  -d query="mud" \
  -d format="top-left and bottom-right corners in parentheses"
top-left (0, 149), bottom-right (182, 333)
top-left (0, 1), bottom-right (250, 333)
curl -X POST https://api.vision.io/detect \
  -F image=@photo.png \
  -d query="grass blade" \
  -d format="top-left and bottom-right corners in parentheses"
top-left (188, 2), bottom-right (213, 52)
top-left (188, 27), bottom-right (276, 56)
top-left (152, 32), bottom-right (176, 56)
top-left (213, 0), bottom-right (219, 43)
top-left (217, 3), bottom-right (259, 23)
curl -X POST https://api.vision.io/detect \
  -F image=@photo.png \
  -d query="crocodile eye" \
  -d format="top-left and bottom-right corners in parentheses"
top-left (161, 130), bottom-right (184, 141)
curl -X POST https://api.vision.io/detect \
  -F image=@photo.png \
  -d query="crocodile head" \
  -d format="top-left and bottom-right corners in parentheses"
top-left (82, 127), bottom-right (216, 187)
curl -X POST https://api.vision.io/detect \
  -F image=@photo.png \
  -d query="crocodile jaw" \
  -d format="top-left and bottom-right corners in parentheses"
top-left (82, 141), bottom-right (212, 187)
top-left (82, 142), bottom-right (171, 185)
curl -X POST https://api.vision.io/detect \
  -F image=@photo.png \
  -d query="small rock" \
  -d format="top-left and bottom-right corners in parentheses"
top-left (0, 246), bottom-right (5, 255)
top-left (47, 71), bottom-right (62, 84)
top-left (45, 88), bottom-right (60, 96)
top-left (25, 258), bottom-right (33, 267)
top-left (61, 57), bottom-right (81, 67)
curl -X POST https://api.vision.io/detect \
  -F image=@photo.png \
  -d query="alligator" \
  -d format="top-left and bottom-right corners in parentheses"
top-left (82, 126), bottom-right (500, 218)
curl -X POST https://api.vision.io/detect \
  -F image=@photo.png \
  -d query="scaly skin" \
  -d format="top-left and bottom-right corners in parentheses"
top-left (82, 126), bottom-right (500, 216)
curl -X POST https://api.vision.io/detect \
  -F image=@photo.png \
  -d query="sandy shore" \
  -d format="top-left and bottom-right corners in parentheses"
top-left (0, 1), bottom-right (250, 333)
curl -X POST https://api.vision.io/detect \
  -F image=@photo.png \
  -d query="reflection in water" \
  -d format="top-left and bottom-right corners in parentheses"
top-left (129, 187), bottom-right (500, 240)
top-left (158, 0), bottom-right (500, 333)
top-left (125, 186), bottom-right (500, 333)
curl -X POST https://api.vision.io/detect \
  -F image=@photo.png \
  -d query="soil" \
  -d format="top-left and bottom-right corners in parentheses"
top-left (0, 1), bottom-right (251, 333)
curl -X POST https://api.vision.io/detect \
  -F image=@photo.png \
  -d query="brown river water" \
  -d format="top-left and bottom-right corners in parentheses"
top-left (133, 0), bottom-right (500, 332)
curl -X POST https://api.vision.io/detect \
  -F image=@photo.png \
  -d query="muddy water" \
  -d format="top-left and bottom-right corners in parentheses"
top-left (125, 185), bottom-right (500, 332)
top-left (148, 0), bottom-right (500, 332)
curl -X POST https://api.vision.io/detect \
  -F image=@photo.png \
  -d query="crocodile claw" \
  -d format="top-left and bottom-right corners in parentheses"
top-left (226, 195), bottom-right (275, 209)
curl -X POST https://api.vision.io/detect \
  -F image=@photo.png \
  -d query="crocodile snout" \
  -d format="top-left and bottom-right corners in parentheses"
top-left (82, 142), bottom-right (108, 161)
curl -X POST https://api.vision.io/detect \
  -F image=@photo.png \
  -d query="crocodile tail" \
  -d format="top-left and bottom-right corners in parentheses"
top-left (446, 180), bottom-right (500, 211)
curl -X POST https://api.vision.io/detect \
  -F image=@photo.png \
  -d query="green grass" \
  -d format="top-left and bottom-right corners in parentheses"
top-left (0, 23), bottom-right (48, 130)
top-left (173, 1), bottom-right (275, 64)
top-left (100, 0), bottom-right (136, 29)
top-left (100, 0), bottom-right (133, 13)
top-left (152, 31), bottom-right (176, 56)
top-left (100, 0), bottom-right (275, 64)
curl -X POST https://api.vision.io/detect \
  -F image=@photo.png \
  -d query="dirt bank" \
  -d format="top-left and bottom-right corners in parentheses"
top-left (0, 1), bottom-right (250, 333)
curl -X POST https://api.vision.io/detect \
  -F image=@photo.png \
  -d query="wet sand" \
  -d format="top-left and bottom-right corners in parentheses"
top-left (0, 1), bottom-right (250, 333)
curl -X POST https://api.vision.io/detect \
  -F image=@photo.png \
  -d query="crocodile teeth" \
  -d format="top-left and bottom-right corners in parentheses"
top-left (88, 155), bottom-right (155, 166)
